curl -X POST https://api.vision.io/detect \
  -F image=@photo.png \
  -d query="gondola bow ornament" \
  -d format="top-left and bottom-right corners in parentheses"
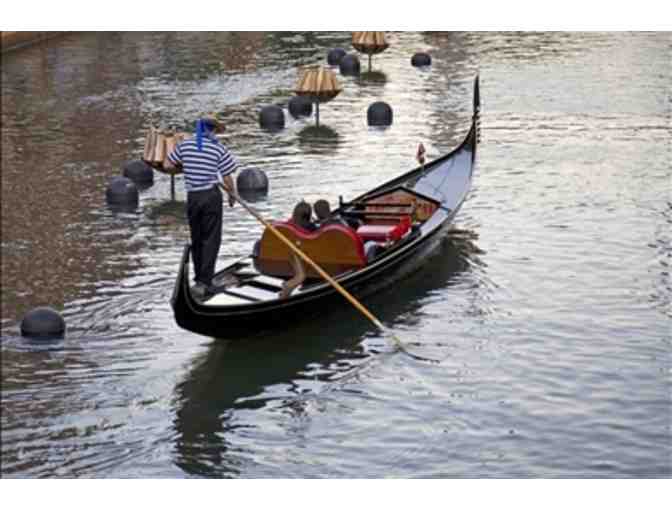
top-left (416, 143), bottom-right (426, 165)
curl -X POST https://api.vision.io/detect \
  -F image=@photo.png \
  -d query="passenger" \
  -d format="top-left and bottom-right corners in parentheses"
top-left (342, 214), bottom-right (363, 230)
top-left (314, 199), bottom-right (355, 229)
top-left (278, 253), bottom-right (306, 299)
top-left (291, 200), bottom-right (318, 232)
top-left (313, 199), bottom-right (332, 224)
top-left (364, 241), bottom-right (385, 262)
top-left (281, 201), bottom-right (315, 298)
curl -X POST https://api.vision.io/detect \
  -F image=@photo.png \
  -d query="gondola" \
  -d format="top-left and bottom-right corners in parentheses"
top-left (171, 75), bottom-right (481, 339)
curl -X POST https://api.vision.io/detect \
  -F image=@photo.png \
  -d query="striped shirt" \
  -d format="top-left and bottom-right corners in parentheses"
top-left (168, 135), bottom-right (238, 192)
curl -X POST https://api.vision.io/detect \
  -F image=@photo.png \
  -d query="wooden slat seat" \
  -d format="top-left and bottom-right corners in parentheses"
top-left (227, 285), bottom-right (280, 301)
top-left (250, 275), bottom-right (286, 289)
top-left (345, 186), bottom-right (440, 222)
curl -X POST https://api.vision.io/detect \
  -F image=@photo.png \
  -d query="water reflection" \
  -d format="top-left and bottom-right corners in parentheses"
top-left (237, 189), bottom-right (270, 203)
top-left (171, 233), bottom-right (477, 477)
top-left (357, 71), bottom-right (388, 87)
top-left (144, 200), bottom-right (187, 223)
top-left (296, 125), bottom-right (341, 154)
top-left (172, 320), bottom-right (369, 477)
top-left (107, 203), bottom-right (141, 214)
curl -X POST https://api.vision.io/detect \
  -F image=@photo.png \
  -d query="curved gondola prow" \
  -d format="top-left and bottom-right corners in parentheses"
top-left (352, 74), bottom-right (481, 203)
top-left (472, 74), bottom-right (480, 162)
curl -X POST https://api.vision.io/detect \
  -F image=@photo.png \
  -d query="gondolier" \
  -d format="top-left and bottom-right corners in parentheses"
top-left (167, 113), bottom-right (238, 297)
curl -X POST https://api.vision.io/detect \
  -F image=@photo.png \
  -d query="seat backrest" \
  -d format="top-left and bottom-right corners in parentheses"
top-left (254, 221), bottom-right (367, 278)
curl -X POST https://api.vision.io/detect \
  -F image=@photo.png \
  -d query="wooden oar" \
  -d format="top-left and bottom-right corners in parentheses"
top-left (217, 177), bottom-right (437, 363)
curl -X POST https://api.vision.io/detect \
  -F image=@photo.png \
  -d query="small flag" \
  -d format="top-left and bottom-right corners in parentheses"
top-left (416, 143), bottom-right (426, 165)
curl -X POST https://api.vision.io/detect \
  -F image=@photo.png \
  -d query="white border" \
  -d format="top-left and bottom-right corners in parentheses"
top-left (1, 479), bottom-right (671, 510)
top-left (2, 1), bottom-right (672, 30)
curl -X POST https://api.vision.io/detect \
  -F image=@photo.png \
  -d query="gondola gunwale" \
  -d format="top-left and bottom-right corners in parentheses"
top-left (172, 75), bottom-right (480, 334)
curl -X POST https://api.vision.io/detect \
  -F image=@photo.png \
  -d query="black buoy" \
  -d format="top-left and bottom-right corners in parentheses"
top-left (339, 54), bottom-right (361, 76)
top-left (327, 48), bottom-right (347, 66)
top-left (288, 96), bottom-right (313, 118)
top-left (20, 306), bottom-right (66, 338)
top-left (367, 101), bottom-right (393, 126)
top-left (106, 176), bottom-right (139, 206)
top-left (259, 105), bottom-right (285, 130)
top-left (411, 52), bottom-right (432, 67)
top-left (237, 167), bottom-right (269, 193)
top-left (122, 160), bottom-right (154, 184)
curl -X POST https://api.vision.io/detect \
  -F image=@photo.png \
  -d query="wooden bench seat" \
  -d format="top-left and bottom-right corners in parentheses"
top-left (254, 221), bottom-right (367, 278)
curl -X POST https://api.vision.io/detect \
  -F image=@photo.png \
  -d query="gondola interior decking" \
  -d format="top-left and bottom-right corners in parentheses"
top-left (172, 75), bottom-right (480, 338)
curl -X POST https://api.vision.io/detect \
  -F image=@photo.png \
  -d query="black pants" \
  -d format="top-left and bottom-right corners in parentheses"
top-left (187, 187), bottom-right (222, 286)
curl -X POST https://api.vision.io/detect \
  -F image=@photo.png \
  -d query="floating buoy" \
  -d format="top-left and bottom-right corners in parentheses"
top-left (339, 54), bottom-right (361, 76)
top-left (367, 101), bottom-right (393, 126)
top-left (327, 48), bottom-right (346, 66)
top-left (106, 176), bottom-right (139, 206)
top-left (288, 96), bottom-right (313, 118)
top-left (259, 105), bottom-right (285, 130)
top-left (122, 159), bottom-right (154, 184)
top-left (411, 52), bottom-right (432, 67)
top-left (237, 167), bottom-right (269, 193)
top-left (20, 306), bottom-right (65, 338)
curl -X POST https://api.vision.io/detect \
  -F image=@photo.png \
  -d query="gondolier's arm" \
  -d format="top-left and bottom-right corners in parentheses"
top-left (220, 173), bottom-right (236, 208)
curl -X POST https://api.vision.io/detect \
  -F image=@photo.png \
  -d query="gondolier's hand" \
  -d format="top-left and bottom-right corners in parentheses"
top-left (218, 173), bottom-right (236, 208)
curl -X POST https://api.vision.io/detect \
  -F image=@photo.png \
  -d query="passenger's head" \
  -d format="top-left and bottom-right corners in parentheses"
top-left (292, 200), bottom-right (313, 228)
top-left (314, 199), bottom-right (331, 221)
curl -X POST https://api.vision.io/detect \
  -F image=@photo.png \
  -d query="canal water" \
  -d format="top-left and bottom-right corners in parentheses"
top-left (1, 32), bottom-right (670, 478)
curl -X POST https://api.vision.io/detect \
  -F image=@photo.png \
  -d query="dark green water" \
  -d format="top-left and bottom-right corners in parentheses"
top-left (1, 31), bottom-right (670, 477)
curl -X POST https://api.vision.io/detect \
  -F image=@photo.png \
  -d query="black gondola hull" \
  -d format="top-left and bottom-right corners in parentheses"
top-left (172, 214), bottom-right (456, 339)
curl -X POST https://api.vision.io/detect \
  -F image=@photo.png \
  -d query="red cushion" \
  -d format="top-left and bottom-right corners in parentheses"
top-left (357, 217), bottom-right (411, 242)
